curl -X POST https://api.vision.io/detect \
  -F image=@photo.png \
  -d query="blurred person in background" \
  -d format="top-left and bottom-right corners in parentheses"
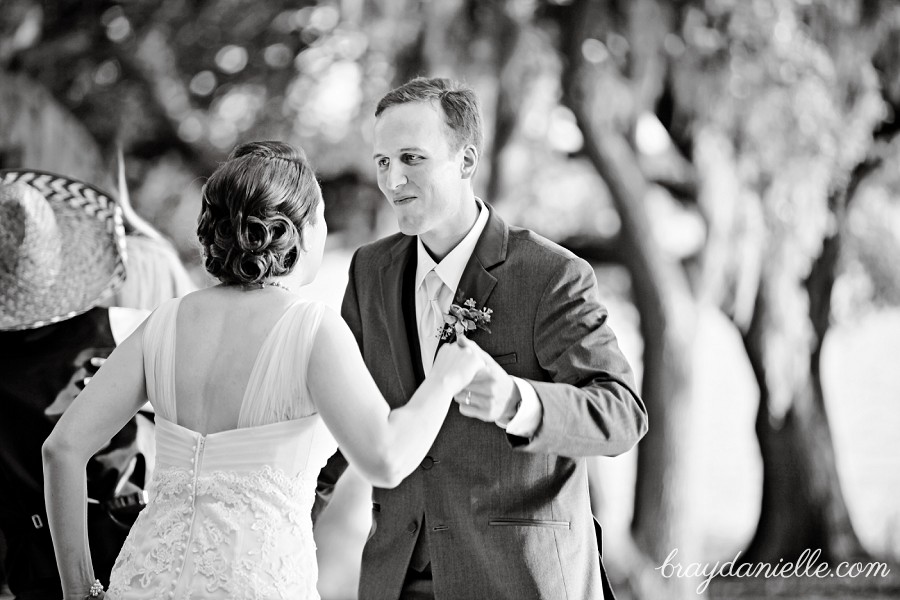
top-left (313, 77), bottom-right (648, 600)
top-left (0, 173), bottom-right (149, 600)
top-left (113, 235), bottom-right (195, 311)
top-left (108, 155), bottom-right (196, 311)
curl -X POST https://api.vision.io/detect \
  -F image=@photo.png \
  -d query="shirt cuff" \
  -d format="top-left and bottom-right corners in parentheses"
top-left (502, 377), bottom-right (543, 438)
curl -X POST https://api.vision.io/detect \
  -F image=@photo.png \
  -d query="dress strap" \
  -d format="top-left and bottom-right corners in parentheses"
top-left (141, 297), bottom-right (182, 421)
top-left (237, 300), bottom-right (327, 428)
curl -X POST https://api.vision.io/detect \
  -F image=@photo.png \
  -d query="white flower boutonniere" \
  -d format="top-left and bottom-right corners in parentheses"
top-left (437, 297), bottom-right (492, 343)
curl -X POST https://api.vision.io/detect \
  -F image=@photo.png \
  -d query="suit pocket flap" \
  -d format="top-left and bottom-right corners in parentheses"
top-left (489, 517), bottom-right (570, 529)
top-left (490, 352), bottom-right (518, 366)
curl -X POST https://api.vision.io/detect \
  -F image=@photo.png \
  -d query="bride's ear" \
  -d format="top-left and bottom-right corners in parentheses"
top-left (298, 222), bottom-right (311, 253)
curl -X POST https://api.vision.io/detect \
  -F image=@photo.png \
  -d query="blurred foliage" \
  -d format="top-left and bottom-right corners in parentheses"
top-left (672, 0), bottom-right (885, 253)
top-left (837, 135), bottom-right (900, 315)
top-left (1, 0), bottom-right (426, 255)
top-left (3, 0), bottom-right (409, 168)
top-left (662, 1), bottom-right (895, 415)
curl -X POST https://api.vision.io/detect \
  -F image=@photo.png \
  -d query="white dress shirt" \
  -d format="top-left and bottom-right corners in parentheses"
top-left (414, 199), bottom-right (541, 437)
top-left (414, 200), bottom-right (489, 374)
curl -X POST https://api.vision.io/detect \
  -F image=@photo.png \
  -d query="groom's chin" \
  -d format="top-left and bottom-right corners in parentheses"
top-left (394, 214), bottom-right (424, 237)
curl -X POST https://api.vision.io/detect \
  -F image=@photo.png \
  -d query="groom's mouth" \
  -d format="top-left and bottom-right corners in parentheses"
top-left (393, 195), bottom-right (417, 205)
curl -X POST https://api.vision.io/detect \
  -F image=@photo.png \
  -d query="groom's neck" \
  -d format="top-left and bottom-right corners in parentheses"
top-left (418, 197), bottom-right (480, 262)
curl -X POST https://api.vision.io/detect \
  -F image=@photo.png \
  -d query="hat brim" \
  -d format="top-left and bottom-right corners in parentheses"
top-left (0, 169), bottom-right (127, 330)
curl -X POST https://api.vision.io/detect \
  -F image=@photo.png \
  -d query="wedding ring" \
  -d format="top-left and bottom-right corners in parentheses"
top-left (465, 391), bottom-right (471, 406)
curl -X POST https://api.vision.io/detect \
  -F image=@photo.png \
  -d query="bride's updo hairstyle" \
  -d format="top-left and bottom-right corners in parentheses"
top-left (197, 141), bottom-right (320, 286)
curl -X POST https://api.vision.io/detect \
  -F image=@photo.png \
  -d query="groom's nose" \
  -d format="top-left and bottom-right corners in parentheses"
top-left (387, 164), bottom-right (408, 190)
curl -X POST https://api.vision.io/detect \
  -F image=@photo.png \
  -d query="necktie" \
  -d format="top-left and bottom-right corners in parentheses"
top-left (419, 270), bottom-right (444, 375)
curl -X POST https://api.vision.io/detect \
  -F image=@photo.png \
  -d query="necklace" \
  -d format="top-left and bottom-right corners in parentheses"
top-left (232, 280), bottom-right (292, 293)
top-left (263, 279), bottom-right (292, 292)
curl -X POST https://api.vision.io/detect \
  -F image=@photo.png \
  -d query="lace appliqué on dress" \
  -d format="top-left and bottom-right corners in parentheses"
top-left (107, 465), bottom-right (319, 600)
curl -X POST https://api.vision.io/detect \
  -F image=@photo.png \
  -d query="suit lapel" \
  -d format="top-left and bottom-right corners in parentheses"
top-left (378, 236), bottom-right (420, 404)
top-left (455, 203), bottom-right (507, 314)
top-left (402, 250), bottom-right (427, 386)
top-left (436, 203), bottom-right (508, 356)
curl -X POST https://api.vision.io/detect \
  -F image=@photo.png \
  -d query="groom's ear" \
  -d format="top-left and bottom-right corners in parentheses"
top-left (460, 144), bottom-right (479, 180)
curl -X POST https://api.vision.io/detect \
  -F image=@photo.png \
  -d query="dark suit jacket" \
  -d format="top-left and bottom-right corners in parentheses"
top-left (315, 206), bottom-right (647, 600)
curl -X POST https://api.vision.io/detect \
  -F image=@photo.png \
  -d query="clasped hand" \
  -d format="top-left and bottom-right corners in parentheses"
top-left (433, 337), bottom-right (519, 424)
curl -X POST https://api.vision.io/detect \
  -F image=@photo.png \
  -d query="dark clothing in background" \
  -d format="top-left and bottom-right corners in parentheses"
top-left (0, 308), bottom-right (140, 599)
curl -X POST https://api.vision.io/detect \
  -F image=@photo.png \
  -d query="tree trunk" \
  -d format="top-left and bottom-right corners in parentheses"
top-left (741, 159), bottom-right (876, 565)
top-left (570, 83), bottom-right (697, 600)
top-left (741, 285), bottom-right (866, 564)
top-left (559, 1), bottom-right (698, 596)
top-left (484, 7), bottom-right (522, 203)
top-left (418, 0), bottom-right (519, 199)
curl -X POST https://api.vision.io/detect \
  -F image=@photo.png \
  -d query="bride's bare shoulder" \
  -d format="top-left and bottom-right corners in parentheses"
top-left (310, 305), bottom-right (358, 354)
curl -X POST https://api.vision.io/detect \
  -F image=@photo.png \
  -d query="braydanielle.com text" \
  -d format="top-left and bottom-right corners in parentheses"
top-left (656, 548), bottom-right (892, 594)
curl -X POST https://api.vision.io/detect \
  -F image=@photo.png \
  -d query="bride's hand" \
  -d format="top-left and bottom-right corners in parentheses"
top-left (431, 336), bottom-right (485, 392)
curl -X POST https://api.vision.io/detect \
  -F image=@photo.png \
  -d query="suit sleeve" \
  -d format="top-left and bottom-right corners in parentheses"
top-left (312, 249), bottom-right (362, 524)
top-left (512, 256), bottom-right (648, 457)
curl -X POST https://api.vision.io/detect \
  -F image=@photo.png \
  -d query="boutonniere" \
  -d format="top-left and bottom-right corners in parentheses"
top-left (438, 295), bottom-right (493, 343)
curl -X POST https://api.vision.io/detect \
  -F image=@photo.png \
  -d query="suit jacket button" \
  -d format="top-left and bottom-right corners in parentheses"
top-left (407, 520), bottom-right (418, 534)
top-left (421, 456), bottom-right (434, 470)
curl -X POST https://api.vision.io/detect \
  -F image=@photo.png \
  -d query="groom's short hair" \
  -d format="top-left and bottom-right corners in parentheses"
top-left (375, 77), bottom-right (483, 154)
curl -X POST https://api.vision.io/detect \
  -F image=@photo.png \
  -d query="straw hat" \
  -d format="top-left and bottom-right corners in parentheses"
top-left (0, 169), bottom-right (127, 330)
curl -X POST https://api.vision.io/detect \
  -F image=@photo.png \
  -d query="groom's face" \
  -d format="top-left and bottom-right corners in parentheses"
top-left (373, 101), bottom-right (469, 239)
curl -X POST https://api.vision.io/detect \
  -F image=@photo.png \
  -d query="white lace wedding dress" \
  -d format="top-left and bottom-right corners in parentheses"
top-left (106, 297), bottom-right (337, 600)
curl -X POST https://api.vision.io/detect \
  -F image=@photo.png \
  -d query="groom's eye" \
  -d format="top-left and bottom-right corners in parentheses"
top-left (376, 157), bottom-right (389, 168)
top-left (403, 154), bottom-right (423, 164)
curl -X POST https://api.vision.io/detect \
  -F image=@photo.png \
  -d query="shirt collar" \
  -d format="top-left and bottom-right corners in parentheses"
top-left (415, 198), bottom-right (489, 293)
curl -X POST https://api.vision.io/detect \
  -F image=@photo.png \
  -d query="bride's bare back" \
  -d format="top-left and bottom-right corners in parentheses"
top-left (172, 286), bottom-right (301, 435)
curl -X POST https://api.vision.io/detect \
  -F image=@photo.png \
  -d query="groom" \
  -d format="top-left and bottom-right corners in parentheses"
top-left (314, 77), bottom-right (648, 599)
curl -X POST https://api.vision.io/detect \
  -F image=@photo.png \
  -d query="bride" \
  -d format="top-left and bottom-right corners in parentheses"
top-left (42, 141), bottom-right (484, 600)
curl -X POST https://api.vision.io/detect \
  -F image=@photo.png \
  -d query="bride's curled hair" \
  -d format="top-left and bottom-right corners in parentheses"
top-left (197, 141), bottom-right (320, 286)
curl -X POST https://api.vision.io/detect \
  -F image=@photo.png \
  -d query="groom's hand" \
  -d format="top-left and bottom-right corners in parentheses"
top-left (453, 350), bottom-right (520, 424)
